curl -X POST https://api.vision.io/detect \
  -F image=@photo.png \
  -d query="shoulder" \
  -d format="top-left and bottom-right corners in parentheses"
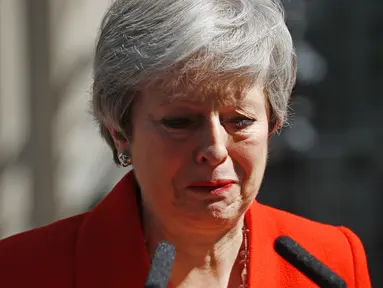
top-left (0, 213), bottom-right (88, 287)
top-left (257, 202), bottom-right (363, 248)
top-left (257, 202), bottom-right (345, 239)
top-left (254, 202), bottom-right (371, 287)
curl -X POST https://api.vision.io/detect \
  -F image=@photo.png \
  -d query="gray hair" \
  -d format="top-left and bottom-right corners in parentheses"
top-left (92, 0), bottom-right (296, 164)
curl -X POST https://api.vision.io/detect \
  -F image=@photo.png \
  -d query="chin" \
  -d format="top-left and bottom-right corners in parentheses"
top-left (210, 203), bottom-right (243, 221)
top-left (183, 201), bottom-right (243, 227)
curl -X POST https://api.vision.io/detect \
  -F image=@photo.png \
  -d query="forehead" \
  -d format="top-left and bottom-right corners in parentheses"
top-left (141, 75), bottom-right (266, 109)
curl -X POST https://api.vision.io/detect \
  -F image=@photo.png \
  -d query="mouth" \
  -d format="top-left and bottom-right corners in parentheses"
top-left (187, 180), bottom-right (235, 196)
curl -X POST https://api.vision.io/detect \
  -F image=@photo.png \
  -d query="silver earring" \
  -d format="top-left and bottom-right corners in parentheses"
top-left (118, 152), bottom-right (131, 167)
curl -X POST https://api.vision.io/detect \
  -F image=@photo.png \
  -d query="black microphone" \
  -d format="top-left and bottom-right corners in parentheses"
top-left (144, 241), bottom-right (176, 288)
top-left (274, 236), bottom-right (347, 288)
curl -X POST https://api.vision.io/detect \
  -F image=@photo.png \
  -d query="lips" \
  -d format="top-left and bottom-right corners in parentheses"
top-left (187, 180), bottom-right (235, 195)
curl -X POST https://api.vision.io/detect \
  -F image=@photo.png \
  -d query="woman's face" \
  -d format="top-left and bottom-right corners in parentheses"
top-left (120, 82), bottom-right (269, 229)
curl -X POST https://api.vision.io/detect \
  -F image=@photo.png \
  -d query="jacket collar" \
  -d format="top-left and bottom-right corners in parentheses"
top-left (75, 171), bottom-right (273, 287)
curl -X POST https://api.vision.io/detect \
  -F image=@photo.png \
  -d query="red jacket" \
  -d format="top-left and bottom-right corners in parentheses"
top-left (0, 172), bottom-right (371, 287)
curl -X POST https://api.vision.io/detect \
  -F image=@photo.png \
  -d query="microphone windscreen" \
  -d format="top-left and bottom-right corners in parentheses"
top-left (144, 241), bottom-right (176, 288)
top-left (274, 236), bottom-right (347, 288)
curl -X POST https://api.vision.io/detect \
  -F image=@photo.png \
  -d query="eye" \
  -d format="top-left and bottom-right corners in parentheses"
top-left (161, 117), bottom-right (194, 130)
top-left (227, 116), bottom-right (255, 130)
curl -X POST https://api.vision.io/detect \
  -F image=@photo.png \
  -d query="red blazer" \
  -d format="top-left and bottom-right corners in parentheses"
top-left (0, 172), bottom-right (371, 287)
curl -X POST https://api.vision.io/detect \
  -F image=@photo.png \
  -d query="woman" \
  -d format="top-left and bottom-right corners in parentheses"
top-left (0, 0), bottom-right (371, 287)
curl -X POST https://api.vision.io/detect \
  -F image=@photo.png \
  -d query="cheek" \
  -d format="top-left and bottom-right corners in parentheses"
top-left (130, 132), bottom-right (182, 212)
top-left (231, 128), bottom-right (269, 180)
top-left (130, 124), bottom-right (193, 188)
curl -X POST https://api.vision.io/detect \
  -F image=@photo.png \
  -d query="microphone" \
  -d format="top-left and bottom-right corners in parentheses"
top-left (144, 241), bottom-right (176, 288)
top-left (274, 236), bottom-right (347, 288)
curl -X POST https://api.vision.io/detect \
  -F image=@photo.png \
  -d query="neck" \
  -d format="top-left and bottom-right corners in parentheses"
top-left (142, 207), bottom-right (246, 287)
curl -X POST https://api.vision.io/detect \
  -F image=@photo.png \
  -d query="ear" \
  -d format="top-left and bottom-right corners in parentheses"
top-left (108, 128), bottom-right (130, 153)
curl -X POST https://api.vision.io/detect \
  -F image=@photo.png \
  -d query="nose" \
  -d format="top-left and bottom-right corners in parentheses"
top-left (195, 117), bottom-right (228, 166)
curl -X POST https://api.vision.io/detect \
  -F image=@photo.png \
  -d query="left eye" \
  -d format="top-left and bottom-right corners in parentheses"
top-left (227, 117), bottom-right (255, 129)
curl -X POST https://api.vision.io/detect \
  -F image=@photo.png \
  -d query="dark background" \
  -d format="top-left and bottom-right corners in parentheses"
top-left (259, 1), bottom-right (382, 286)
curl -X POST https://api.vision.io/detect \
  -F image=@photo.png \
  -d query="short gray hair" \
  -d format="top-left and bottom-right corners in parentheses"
top-left (92, 0), bottom-right (296, 164)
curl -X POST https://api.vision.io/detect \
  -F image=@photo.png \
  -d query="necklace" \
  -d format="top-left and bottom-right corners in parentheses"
top-left (238, 224), bottom-right (250, 288)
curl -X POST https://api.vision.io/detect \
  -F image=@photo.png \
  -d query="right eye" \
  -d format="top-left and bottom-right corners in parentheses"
top-left (161, 117), bottom-right (194, 130)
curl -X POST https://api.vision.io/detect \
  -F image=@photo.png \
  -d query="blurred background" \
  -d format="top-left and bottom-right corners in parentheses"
top-left (0, 0), bottom-right (381, 286)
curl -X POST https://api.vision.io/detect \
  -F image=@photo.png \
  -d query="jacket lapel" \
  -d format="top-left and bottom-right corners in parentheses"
top-left (75, 171), bottom-right (150, 287)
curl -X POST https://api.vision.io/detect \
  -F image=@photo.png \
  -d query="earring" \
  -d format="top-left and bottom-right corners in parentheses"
top-left (118, 152), bottom-right (132, 167)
